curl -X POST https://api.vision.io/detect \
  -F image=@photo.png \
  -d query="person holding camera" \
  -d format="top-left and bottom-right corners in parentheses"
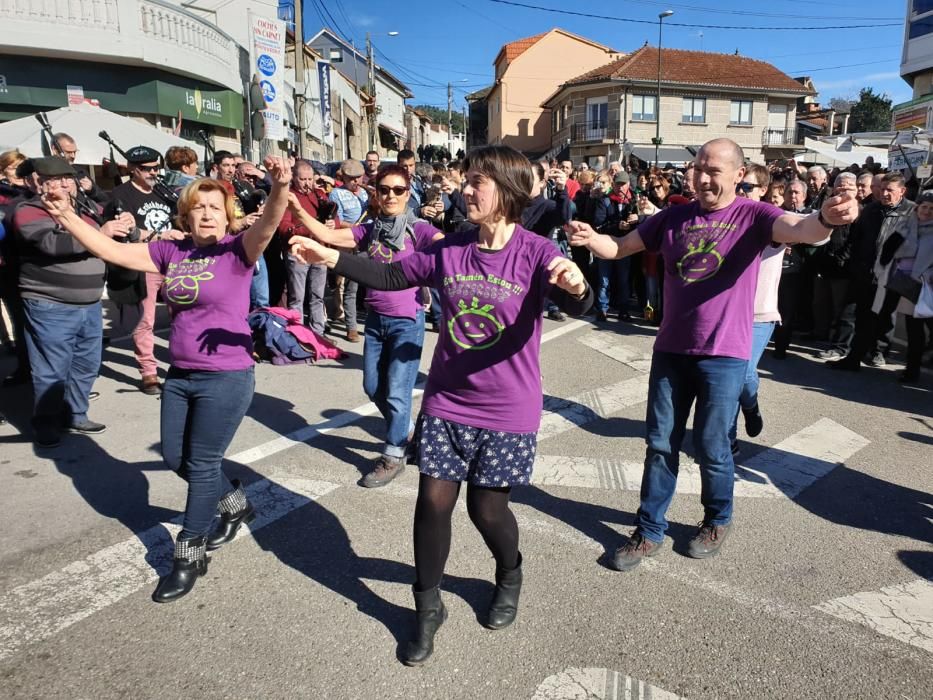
top-left (288, 145), bottom-right (593, 666)
top-left (11, 157), bottom-right (128, 447)
top-left (523, 162), bottom-right (573, 321)
top-left (102, 145), bottom-right (176, 395)
top-left (42, 156), bottom-right (292, 602)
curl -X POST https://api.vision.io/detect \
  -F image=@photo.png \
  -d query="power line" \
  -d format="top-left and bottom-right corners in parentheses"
top-left (485, 0), bottom-right (901, 30)
top-left (596, 0), bottom-right (897, 22)
top-left (759, 44), bottom-right (901, 60)
top-left (783, 59), bottom-right (899, 74)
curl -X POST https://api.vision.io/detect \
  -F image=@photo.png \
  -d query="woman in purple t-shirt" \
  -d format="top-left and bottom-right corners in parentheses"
top-left (289, 145), bottom-right (593, 666)
top-left (284, 164), bottom-right (444, 486)
top-left (43, 157), bottom-right (292, 603)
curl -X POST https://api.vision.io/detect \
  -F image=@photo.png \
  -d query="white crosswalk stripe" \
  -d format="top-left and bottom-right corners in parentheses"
top-left (577, 331), bottom-right (654, 373)
top-left (0, 478), bottom-right (339, 662)
top-left (539, 375), bottom-right (649, 443)
top-left (532, 667), bottom-right (685, 699)
top-left (533, 417), bottom-right (870, 499)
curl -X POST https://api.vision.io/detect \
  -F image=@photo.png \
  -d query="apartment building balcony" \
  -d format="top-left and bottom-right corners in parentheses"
top-left (762, 127), bottom-right (800, 146)
top-left (572, 120), bottom-right (620, 144)
top-left (0, 0), bottom-right (243, 93)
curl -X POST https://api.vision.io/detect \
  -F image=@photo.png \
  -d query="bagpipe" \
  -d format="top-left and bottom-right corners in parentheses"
top-left (34, 112), bottom-right (103, 225)
top-left (97, 130), bottom-right (179, 206)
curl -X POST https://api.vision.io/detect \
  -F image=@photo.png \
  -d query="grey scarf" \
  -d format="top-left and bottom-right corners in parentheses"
top-left (370, 207), bottom-right (419, 252)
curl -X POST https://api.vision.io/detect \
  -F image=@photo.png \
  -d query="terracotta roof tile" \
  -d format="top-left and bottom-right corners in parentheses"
top-left (502, 33), bottom-right (547, 63)
top-left (568, 46), bottom-right (810, 94)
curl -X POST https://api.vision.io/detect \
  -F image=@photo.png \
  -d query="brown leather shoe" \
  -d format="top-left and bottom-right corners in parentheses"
top-left (141, 374), bottom-right (162, 395)
top-left (687, 521), bottom-right (731, 559)
top-left (612, 531), bottom-right (663, 572)
top-left (361, 456), bottom-right (404, 488)
top-left (346, 330), bottom-right (361, 343)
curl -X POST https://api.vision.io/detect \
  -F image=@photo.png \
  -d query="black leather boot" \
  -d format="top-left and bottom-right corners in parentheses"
top-left (152, 536), bottom-right (209, 603)
top-left (402, 586), bottom-right (447, 666)
top-left (486, 552), bottom-right (522, 630)
top-left (206, 480), bottom-right (255, 551)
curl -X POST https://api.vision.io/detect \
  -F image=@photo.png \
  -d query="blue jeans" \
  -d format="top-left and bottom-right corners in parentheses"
top-left (22, 298), bottom-right (102, 429)
top-left (362, 310), bottom-right (424, 459)
top-left (160, 366), bottom-right (255, 539)
top-left (250, 256), bottom-right (269, 310)
top-left (637, 352), bottom-right (747, 543)
top-left (596, 257), bottom-right (631, 314)
top-left (729, 321), bottom-right (775, 442)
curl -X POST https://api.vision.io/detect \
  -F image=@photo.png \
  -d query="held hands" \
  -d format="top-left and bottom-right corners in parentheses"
top-left (288, 235), bottom-right (337, 266)
top-left (263, 156), bottom-right (291, 187)
top-left (100, 212), bottom-right (135, 240)
top-left (547, 257), bottom-right (587, 297)
top-left (820, 191), bottom-right (859, 227)
top-left (287, 191), bottom-right (302, 212)
top-left (39, 189), bottom-right (74, 219)
top-left (564, 220), bottom-right (596, 248)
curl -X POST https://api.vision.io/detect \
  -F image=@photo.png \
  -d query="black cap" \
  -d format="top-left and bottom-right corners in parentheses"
top-left (124, 145), bottom-right (162, 164)
top-left (32, 156), bottom-right (76, 177)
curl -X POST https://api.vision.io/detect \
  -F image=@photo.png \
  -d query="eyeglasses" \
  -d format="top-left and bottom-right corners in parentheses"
top-left (378, 185), bottom-right (408, 197)
top-left (737, 182), bottom-right (760, 193)
top-left (136, 165), bottom-right (159, 172)
top-left (651, 184), bottom-right (664, 190)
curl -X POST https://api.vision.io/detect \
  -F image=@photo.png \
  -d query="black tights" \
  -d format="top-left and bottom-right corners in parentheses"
top-left (412, 473), bottom-right (519, 591)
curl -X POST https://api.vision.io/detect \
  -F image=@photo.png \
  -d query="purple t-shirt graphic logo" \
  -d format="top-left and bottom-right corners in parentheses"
top-left (448, 296), bottom-right (505, 350)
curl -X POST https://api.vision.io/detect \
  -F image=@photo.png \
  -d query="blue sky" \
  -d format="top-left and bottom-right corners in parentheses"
top-left (283, 0), bottom-right (911, 110)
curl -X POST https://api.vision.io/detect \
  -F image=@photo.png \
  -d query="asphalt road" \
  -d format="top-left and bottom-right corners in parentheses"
top-left (0, 311), bottom-right (931, 700)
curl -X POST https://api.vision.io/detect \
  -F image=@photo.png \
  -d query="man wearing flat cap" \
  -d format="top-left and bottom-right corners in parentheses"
top-left (11, 156), bottom-right (124, 447)
top-left (328, 159), bottom-right (369, 341)
top-left (102, 145), bottom-right (176, 395)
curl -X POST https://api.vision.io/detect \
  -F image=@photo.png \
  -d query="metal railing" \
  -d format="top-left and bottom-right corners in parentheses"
top-left (762, 128), bottom-right (799, 146)
top-left (572, 121), bottom-right (619, 143)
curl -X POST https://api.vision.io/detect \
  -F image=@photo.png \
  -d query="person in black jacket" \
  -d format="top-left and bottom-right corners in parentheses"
top-left (814, 173), bottom-right (857, 359)
top-left (591, 171), bottom-right (638, 322)
top-left (523, 162), bottom-right (572, 321)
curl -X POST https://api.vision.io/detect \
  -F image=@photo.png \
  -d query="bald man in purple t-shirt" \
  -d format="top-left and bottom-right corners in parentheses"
top-left (569, 138), bottom-right (858, 571)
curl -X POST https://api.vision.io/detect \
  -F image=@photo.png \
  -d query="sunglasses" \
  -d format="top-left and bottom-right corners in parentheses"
top-left (136, 165), bottom-right (160, 172)
top-left (378, 185), bottom-right (408, 197)
top-left (737, 182), bottom-right (759, 193)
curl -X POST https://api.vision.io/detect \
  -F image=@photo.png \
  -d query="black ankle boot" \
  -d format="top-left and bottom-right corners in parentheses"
top-left (403, 586), bottom-right (447, 666)
top-left (207, 480), bottom-right (255, 551)
top-left (486, 552), bottom-right (523, 630)
top-left (152, 536), bottom-right (209, 603)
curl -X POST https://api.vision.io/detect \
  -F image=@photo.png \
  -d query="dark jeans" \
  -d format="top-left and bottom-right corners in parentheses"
top-left (362, 310), bottom-right (424, 459)
top-left (161, 366), bottom-right (255, 539)
top-left (773, 272), bottom-right (802, 354)
top-left (636, 352), bottom-right (747, 543)
top-left (905, 315), bottom-right (926, 377)
top-left (815, 276), bottom-right (854, 352)
top-left (22, 298), bottom-right (101, 429)
top-left (729, 321), bottom-right (775, 443)
top-left (596, 257), bottom-right (632, 315)
top-left (847, 282), bottom-right (896, 362)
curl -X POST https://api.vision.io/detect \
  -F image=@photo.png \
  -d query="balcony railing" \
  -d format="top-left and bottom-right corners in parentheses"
top-left (0, 0), bottom-right (243, 93)
top-left (762, 128), bottom-right (799, 146)
top-left (572, 121), bottom-right (620, 143)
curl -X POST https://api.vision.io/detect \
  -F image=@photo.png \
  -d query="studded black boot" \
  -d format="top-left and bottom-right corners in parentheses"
top-left (486, 552), bottom-right (523, 630)
top-left (402, 586), bottom-right (447, 666)
top-left (206, 480), bottom-right (255, 551)
top-left (152, 535), bottom-right (209, 603)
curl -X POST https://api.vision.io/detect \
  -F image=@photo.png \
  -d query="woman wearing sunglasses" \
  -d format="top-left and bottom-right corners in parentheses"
top-left (285, 164), bottom-right (444, 487)
top-left (288, 145), bottom-right (592, 666)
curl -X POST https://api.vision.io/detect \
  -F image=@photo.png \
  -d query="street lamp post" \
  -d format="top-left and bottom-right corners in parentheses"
top-left (366, 31), bottom-right (399, 151)
top-left (654, 10), bottom-right (673, 167)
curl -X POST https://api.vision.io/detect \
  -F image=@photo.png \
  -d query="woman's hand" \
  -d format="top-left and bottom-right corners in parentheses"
top-left (288, 235), bottom-right (338, 266)
top-left (40, 189), bottom-right (73, 220)
top-left (565, 220), bottom-right (595, 248)
top-left (287, 191), bottom-right (301, 212)
top-left (264, 156), bottom-right (291, 187)
top-left (547, 256), bottom-right (586, 297)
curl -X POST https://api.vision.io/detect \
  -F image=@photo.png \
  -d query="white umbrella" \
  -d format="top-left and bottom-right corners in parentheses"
top-left (0, 103), bottom-right (198, 165)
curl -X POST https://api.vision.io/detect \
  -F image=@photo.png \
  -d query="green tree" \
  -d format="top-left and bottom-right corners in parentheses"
top-left (410, 104), bottom-right (466, 134)
top-left (847, 88), bottom-right (893, 133)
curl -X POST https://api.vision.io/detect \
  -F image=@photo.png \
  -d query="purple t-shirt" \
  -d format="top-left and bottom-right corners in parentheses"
top-left (398, 225), bottom-right (560, 433)
top-left (148, 234), bottom-right (254, 371)
top-left (638, 197), bottom-right (784, 359)
top-left (351, 220), bottom-right (440, 319)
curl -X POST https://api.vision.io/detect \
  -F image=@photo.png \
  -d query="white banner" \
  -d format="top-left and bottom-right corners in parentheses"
top-left (248, 12), bottom-right (286, 141)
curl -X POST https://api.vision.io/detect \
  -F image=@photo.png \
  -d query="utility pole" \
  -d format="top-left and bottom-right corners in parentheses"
top-left (367, 32), bottom-right (376, 151)
top-left (447, 82), bottom-right (453, 159)
top-left (293, 0), bottom-right (306, 158)
top-left (462, 105), bottom-right (467, 155)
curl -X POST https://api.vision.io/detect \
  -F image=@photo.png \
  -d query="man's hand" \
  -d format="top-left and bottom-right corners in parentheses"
top-left (420, 204), bottom-right (439, 219)
top-left (550, 169), bottom-right (567, 190)
top-left (325, 219), bottom-right (336, 230)
top-left (100, 212), bottom-right (135, 240)
top-left (263, 156), bottom-right (291, 187)
top-left (546, 256), bottom-right (586, 297)
top-left (241, 212), bottom-right (261, 228)
top-left (288, 235), bottom-right (337, 266)
top-left (78, 176), bottom-right (93, 192)
top-left (565, 220), bottom-right (596, 248)
top-left (287, 192), bottom-right (301, 212)
top-left (820, 192), bottom-right (859, 227)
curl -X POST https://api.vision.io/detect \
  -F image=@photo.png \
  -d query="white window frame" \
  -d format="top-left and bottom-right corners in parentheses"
top-left (682, 97), bottom-right (706, 124)
top-left (730, 100), bottom-right (753, 125)
top-left (632, 94), bottom-right (657, 122)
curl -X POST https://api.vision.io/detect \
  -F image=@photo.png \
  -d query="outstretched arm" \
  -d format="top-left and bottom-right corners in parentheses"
top-left (42, 192), bottom-right (159, 273)
top-left (241, 156), bottom-right (292, 264)
top-left (773, 192), bottom-right (858, 244)
top-left (286, 194), bottom-right (357, 248)
top-left (566, 220), bottom-right (646, 260)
